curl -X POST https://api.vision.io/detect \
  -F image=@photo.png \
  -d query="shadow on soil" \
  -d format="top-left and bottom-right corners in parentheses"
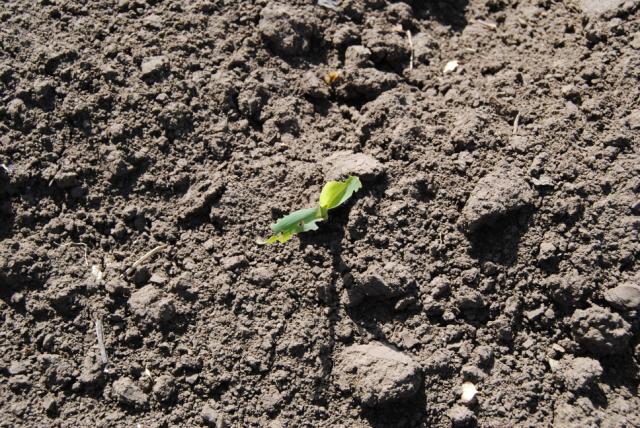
top-left (467, 208), bottom-right (534, 266)
top-left (413, 0), bottom-right (469, 31)
top-left (299, 177), bottom-right (427, 425)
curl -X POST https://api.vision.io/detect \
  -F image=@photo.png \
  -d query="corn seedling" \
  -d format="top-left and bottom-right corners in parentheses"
top-left (258, 176), bottom-right (362, 245)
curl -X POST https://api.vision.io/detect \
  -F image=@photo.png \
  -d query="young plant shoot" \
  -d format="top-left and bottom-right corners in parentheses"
top-left (259, 176), bottom-right (362, 245)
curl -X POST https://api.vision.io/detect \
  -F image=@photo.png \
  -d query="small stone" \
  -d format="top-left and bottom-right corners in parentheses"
top-left (128, 285), bottom-right (176, 325)
top-left (344, 45), bottom-right (373, 68)
top-left (42, 394), bottom-right (58, 415)
top-left (259, 2), bottom-right (318, 57)
top-left (112, 377), bottom-right (148, 408)
top-left (455, 287), bottom-right (486, 313)
top-left (538, 242), bottom-right (557, 263)
top-left (570, 305), bottom-right (632, 355)
top-left (54, 171), bottom-right (79, 189)
top-left (443, 59), bottom-right (459, 74)
top-left (460, 164), bottom-right (533, 232)
top-left (141, 56), bottom-right (169, 80)
top-left (447, 404), bottom-right (476, 427)
top-left (604, 283), bottom-right (640, 311)
top-left (8, 360), bottom-right (29, 375)
top-left (473, 345), bottom-right (493, 368)
top-left (579, 0), bottom-right (626, 16)
top-left (7, 98), bottom-right (26, 119)
top-left (561, 84), bottom-right (581, 102)
top-left (559, 357), bottom-right (602, 392)
top-left (345, 262), bottom-right (414, 307)
top-left (152, 374), bottom-right (176, 403)
top-left (334, 342), bottom-right (421, 407)
top-left (202, 404), bottom-right (228, 427)
top-left (221, 255), bottom-right (248, 272)
top-left (322, 151), bottom-right (385, 182)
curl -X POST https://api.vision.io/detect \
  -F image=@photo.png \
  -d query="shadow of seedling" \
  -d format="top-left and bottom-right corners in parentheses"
top-left (297, 175), bottom-right (390, 329)
top-left (298, 175), bottom-right (390, 298)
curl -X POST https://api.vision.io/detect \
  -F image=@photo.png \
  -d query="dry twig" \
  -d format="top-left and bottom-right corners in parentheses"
top-left (406, 30), bottom-right (414, 72)
top-left (94, 318), bottom-right (108, 366)
top-left (513, 112), bottom-right (521, 135)
top-left (125, 244), bottom-right (168, 276)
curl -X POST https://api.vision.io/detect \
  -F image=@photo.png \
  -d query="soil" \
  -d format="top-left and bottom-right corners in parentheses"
top-left (1, 0), bottom-right (639, 427)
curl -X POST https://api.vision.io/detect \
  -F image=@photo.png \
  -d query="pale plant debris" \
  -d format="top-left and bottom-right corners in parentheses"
top-left (513, 112), bottom-right (521, 135)
top-left (317, 0), bottom-right (339, 10)
top-left (461, 382), bottom-right (477, 404)
top-left (406, 30), bottom-right (414, 71)
top-left (125, 244), bottom-right (169, 276)
top-left (443, 60), bottom-right (459, 74)
top-left (474, 19), bottom-right (498, 30)
top-left (91, 264), bottom-right (104, 284)
top-left (323, 70), bottom-right (341, 86)
top-left (94, 318), bottom-right (108, 367)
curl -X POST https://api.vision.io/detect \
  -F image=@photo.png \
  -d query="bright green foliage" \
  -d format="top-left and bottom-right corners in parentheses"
top-left (258, 176), bottom-right (362, 245)
top-left (319, 176), bottom-right (362, 213)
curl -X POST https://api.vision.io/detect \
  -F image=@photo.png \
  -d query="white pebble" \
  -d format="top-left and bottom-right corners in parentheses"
top-left (443, 60), bottom-right (459, 74)
top-left (461, 382), bottom-right (477, 404)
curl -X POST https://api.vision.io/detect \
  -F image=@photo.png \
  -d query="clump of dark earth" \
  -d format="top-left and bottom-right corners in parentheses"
top-left (1, 0), bottom-right (640, 427)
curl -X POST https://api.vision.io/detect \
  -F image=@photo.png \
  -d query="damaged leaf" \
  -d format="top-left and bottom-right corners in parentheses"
top-left (258, 176), bottom-right (362, 245)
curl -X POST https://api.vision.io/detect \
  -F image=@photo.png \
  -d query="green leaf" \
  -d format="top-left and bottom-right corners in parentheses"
top-left (270, 207), bottom-right (322, 234)
top-left (301, 219), bottom-right (321, 232)
top-left (319, 176), bottom-right (362, 210)
top-left (258, 207), bottom-right (323, 245)
top-left (258, 175), bottom-right (363, 245)
top-left (256, 230), bottom-right (295, 245)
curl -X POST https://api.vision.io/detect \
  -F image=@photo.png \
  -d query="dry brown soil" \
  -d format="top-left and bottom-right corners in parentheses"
top-left (1, 0), bottom-right (639, 427)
